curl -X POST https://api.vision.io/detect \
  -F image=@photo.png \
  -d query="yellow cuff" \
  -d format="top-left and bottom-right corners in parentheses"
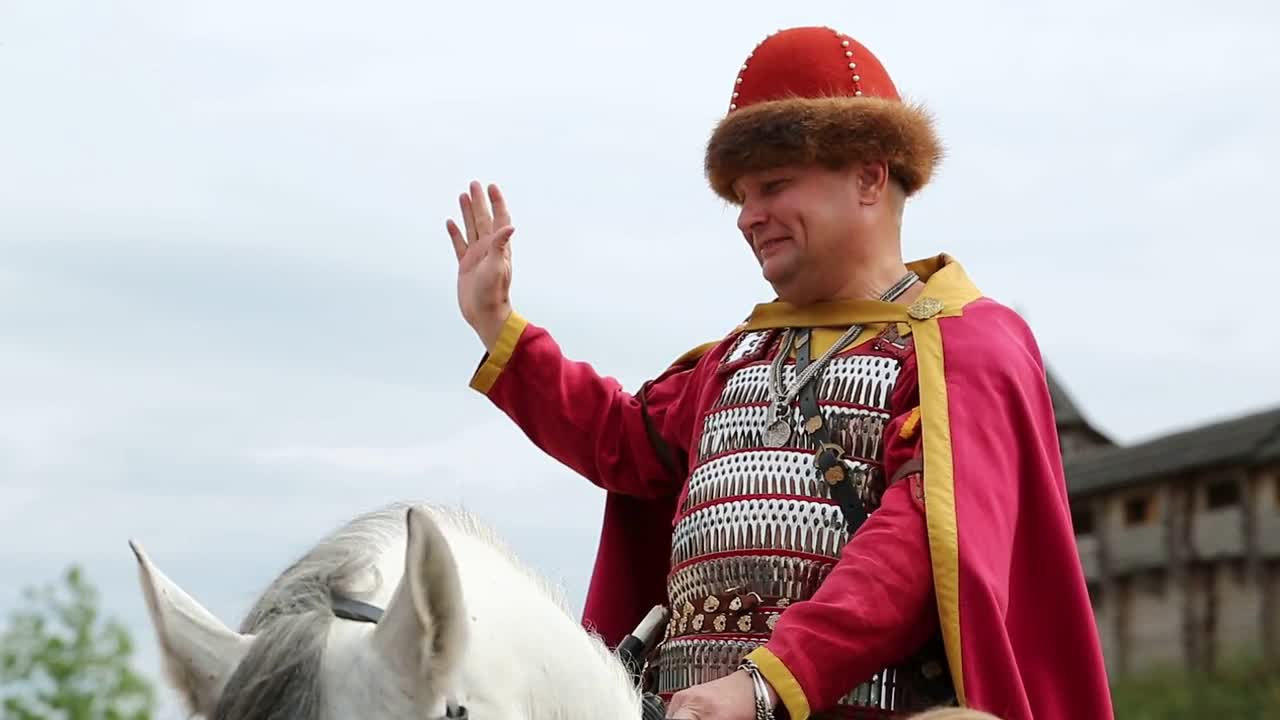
top-left (468, 311), bottom-right (529, 394)
top-left (745, 647), bottom-right (810, 720)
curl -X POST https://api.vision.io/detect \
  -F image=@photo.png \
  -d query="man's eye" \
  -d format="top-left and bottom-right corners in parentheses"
top-left (763, 179), bottom-right (788, 193)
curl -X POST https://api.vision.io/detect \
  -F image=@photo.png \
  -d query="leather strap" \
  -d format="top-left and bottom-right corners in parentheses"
top-left (889, 456), bottom-right (925, 485)
top-left (794, 327), bottom-right (867, 534)
top-left (331, 595), bottom-right (385, 624)
top-left (639, 380), bottom-right (684, 485)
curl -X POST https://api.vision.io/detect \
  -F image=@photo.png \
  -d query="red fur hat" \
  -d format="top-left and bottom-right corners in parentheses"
top-left (705, 26), bottom-right (944, 203)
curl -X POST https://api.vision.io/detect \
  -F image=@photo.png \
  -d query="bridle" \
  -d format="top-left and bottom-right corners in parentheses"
top-left (331, 595), bottom-right (469, 719)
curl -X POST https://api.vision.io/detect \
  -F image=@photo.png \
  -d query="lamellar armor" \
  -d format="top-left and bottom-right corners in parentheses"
top-left (650, 324), bottom-right (949, 717)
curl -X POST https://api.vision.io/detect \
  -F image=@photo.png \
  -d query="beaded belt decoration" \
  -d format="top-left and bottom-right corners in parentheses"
top-left (665, 589), bottom-right (788, 639)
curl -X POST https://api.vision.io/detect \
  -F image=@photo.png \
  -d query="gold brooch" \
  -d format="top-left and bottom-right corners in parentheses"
top-left (908, 297), bottom-right (944, 320)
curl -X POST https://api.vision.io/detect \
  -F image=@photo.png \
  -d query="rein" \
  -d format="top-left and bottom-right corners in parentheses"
top-left (331, 594), bottom-right (469, 719)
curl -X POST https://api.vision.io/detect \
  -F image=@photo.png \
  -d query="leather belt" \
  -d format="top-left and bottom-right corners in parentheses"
top-left (665, 589), bottom-right (792, 639)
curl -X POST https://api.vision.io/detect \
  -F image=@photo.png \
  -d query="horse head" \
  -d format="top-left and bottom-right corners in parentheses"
top-left (131, 506), bottom-right (471, 719)
top-left (130, 502), bottom-right (642, 720)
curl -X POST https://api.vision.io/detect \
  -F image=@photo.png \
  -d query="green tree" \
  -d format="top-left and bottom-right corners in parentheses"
top-left (0, 565), bottom-right (154, 720)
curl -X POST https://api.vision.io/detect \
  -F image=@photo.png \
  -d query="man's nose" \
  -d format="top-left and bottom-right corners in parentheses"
top-left (737, 202), bottom-right (766, 238)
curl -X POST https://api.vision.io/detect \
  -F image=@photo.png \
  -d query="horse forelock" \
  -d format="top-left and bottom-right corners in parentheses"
top-left (211, 503), bottom-right (415, 720)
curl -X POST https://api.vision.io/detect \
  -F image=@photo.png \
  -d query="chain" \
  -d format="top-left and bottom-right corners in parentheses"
top-left (766, 271), bottom-right (919, 420)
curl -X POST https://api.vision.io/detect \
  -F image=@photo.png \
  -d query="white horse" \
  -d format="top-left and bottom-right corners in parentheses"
top-left (129, 501), bottom-right (645, 719)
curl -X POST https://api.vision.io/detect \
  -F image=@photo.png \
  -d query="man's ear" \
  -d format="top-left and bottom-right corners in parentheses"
top-left (853, 160), bottom-right (891, 205)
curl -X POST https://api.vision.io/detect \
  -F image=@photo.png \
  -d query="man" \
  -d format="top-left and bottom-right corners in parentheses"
top-left (446, 26), bottom-right (1113, 720)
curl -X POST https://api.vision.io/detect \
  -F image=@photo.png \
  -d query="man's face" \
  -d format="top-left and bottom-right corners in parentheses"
top-left (733, 163), bottom-right (868, 301)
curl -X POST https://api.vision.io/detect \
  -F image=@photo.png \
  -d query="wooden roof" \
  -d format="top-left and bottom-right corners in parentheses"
top-left (1063, 406), bottom-right (1280, 497)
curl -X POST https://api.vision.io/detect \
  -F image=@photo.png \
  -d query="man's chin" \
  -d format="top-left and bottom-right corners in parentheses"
top-left (760, 263), bottom-right (796, 297)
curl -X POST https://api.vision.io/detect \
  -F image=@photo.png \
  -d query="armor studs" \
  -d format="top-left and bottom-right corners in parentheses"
top-left (824, 464), bottom-right (847, 485)
top-left (804, 415), bottom-right (824, 435)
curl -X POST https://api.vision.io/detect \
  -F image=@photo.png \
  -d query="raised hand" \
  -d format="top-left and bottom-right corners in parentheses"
top-left (447, 181), bottom-right (515, 352)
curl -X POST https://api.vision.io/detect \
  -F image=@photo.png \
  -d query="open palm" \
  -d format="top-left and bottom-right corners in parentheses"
top-left (448, 181), bottom-right (515, 349)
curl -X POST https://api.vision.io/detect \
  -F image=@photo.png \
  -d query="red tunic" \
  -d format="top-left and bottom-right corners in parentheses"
top-left (469, 255), bottom-right (1114, 720)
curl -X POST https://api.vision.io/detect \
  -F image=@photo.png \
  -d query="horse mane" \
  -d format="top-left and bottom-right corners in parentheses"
top-left (210, 502), bottom-right (413, 720)
top-left (208, 501), bottom-right (631, 720)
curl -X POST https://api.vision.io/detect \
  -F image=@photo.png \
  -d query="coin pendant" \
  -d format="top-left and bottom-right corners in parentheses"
top-left (763, 419), bottom-right (792, 447)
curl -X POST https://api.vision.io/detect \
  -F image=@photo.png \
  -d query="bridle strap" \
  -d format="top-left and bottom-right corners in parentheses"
top-left (331, 595), bottom-right (385, 623)
top-left (330, 593), bottom-right (468, 719)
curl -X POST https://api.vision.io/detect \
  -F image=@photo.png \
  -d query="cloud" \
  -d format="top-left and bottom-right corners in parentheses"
top-left (2, 1), bottom-right (1279, 714)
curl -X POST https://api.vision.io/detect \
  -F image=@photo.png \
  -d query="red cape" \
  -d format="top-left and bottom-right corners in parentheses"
top-left (580, 256), bottom-right (1113, 720)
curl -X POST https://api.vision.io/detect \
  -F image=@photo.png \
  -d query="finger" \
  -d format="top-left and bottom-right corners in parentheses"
top-left (459, 193), bottom-right (478, 244)
top-left (469, 181), bottom-right (493, 237)
top-left (489, 183), bottom-right (511, 228)
top-left (492, 225), bottom-right (515, 252)
top-left (446, 219), bottom-right (467, 261)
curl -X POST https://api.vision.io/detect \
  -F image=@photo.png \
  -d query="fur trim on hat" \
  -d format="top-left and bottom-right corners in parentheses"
top-left (705, 96), bottom-right (944, 202)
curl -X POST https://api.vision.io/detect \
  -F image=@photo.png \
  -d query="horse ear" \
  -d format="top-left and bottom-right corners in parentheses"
top-left (129, 540), bottom-right (253, 716)
top-left (370, 506), bottom-right (468, 685)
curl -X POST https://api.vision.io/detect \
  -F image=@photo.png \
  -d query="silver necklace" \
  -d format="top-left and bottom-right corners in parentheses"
top-left (762, 271), bottom-right (919, 448)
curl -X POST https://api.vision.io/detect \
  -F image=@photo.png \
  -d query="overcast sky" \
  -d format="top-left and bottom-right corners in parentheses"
top-left (2, 0), bottom-right (1277, 715)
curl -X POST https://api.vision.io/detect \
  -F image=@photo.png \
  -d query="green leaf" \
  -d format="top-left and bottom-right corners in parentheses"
top-left (0, 564), bottom-right (156, 719)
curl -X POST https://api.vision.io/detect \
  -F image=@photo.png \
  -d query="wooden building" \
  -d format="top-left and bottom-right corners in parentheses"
top-left (1051, 370), bottom-right (1280, 677)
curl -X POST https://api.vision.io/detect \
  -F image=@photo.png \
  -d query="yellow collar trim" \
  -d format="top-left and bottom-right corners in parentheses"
top-left (739, 254), bottom-right (983, 330)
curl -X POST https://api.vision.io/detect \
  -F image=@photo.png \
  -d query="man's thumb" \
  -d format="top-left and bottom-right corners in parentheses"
top-left (493, 225), bottom-right (515, 250)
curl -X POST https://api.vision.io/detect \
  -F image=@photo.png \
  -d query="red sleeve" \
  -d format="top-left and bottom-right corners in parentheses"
top-left (469, 312), bottom-right (702, 500)
top-left (746, 352), bottom-right (937, 718)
